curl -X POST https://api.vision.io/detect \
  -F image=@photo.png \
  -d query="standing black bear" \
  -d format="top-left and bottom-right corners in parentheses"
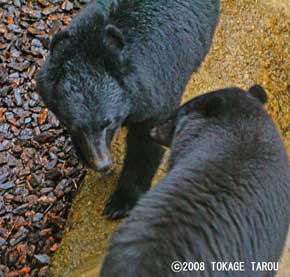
top-left (101, 85), bottom-right (290, 276)
top-left (37, 0), bottom-right (220, 219)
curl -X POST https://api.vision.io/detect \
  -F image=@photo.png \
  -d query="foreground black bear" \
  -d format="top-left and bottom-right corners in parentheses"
top-left (36, 0), bottom-right (220, 218)
top-left (101, 85), bottom-right (290, 276)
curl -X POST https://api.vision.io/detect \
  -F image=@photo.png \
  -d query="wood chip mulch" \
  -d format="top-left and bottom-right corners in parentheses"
top-left (0, 0), bottom-right (90, 275)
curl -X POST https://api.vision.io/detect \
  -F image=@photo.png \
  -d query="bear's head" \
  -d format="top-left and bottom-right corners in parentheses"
top-left (151, 85), bottom-right (268, 166)
top-left (37, 5), bottom-right (130, 172)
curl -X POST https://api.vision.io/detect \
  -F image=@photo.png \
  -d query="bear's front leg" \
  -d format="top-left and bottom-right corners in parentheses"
top-left (103, 124), bottom-right (164, 219)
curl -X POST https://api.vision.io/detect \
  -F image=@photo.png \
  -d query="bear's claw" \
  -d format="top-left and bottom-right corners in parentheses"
top-left (102, 193), bottom-right (137, 220)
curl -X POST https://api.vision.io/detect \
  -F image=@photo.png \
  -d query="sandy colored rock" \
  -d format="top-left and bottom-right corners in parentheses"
top-left (50, 0), bottom-right (290, 276)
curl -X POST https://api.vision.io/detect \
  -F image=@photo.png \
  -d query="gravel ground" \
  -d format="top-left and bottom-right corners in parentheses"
top-left (0, 1), bottom-right (89, 275)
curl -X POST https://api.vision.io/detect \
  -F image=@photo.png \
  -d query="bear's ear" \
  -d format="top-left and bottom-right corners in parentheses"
top-left (104, 24), bottom-right (125, 54)
top-left (50, 30), bottom-right (70, 53)
top-left (249, 84), bottom-right (267, 104)
top-left (199, 95), bottom-right (227, 117)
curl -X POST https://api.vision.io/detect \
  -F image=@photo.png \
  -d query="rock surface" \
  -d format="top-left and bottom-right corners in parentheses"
top-left (50, 0), bottom-right (290, 276)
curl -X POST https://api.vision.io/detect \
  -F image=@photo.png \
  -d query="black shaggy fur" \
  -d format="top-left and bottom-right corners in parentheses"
top-left (101, 85), bottom-right (290, 276)
top-left (37, 0), bottom-right (220, 219)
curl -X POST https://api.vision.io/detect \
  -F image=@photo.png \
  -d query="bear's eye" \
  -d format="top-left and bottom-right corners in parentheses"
top-left (100, 118), bottom-right (112, 130)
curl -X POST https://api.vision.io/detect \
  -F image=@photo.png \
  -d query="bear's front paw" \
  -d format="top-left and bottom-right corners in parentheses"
top-left (103, 191), bottom-right (138, 220)
top-left (103, 193), bottom-right (137, 219)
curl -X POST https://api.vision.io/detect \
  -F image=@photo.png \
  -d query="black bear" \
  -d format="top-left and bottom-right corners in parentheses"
top-left (100, 85), bottom-right (290, 276)
top-left (37, 0), bottom-right (220, 219)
